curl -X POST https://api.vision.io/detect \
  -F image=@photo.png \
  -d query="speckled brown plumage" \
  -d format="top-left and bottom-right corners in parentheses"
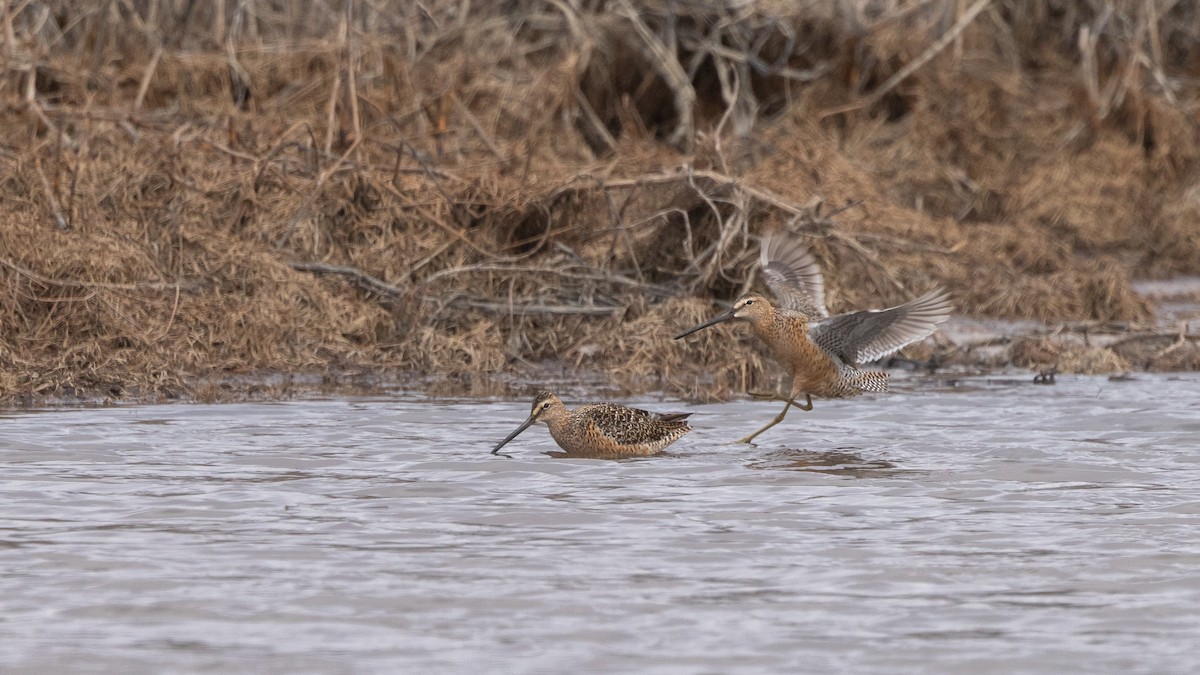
top-left (675, 227), bottom-right (953, 443)
top-left (491, 392), bottom-right (692, 457)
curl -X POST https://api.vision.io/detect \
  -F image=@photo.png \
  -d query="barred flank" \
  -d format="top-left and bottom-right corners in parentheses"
top-left (852, 371), bottom-right (890, 394)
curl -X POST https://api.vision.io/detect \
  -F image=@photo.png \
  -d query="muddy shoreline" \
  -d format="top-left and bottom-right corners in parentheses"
top-left (10, 283), bottom-right (1195, 408)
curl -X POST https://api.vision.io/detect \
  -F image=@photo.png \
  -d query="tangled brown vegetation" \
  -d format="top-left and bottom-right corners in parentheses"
top-left (1, 0), bottom-right (1198, 404)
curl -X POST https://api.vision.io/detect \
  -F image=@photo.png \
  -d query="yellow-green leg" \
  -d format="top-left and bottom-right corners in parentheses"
top-left (736, 393), bottom-right (814, 445)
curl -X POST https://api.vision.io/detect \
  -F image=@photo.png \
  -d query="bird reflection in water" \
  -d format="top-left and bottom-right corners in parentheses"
top-left (747, 448), bottom-right (901, 477)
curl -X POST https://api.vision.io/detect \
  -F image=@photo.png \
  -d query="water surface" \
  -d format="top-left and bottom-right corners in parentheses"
top-left (2, 374), bottom-right (1199, 673)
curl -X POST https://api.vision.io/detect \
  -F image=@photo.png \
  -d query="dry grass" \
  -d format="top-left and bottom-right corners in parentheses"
top-left (0, 0), bottom-right (1198, 403)
top-left (1008, 336), bottom-right (1131, 375)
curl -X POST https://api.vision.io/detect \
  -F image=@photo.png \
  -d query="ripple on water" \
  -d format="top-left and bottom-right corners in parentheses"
top-left (1, 375), bottom-right (1199, 673)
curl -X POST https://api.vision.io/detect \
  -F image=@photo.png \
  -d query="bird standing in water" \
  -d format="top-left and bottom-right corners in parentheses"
top-left (674, 229), bottom-right (952, 444)
top-left (491, 392), bottom-right (692, 458)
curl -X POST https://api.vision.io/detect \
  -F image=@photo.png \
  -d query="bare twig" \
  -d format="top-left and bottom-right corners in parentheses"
top-left (323, 40), bottom-right (343, 154)
top-left (225, 1), bottom-right (252, 109)
top-left (820, 0), bottom-right (993, 119)
top-left (0, 257), bottom-right (202, 292)
top-left (1107, 328), bottom-right (1199, 351)
top-left (2, 0), bottom-right (17, 63)
top-left (416, 262), bottom-right (678, 296)
top-left (342, 0), bottom-right (361, 147)
top-left (280, 136), bottom-right (361, 248)
top-left (290, 261), bottom-right (404, 297)
top-left (574, 90), bottom-right (618, 155)
top-left (451, 93), bottom-right (505, 160)
top-left (133, 45), bottom-right (163, 112)
top-left (445, 297), bottom-right (621, 317)
top-left (33, 156), bottom-right (69, 231)
top-left (614, 0), bottom-right (695, 152)
top-left (573, 168), bottom-right (908, 292)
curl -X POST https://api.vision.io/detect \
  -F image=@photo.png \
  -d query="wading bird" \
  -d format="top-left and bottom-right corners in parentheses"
top-left (491, 392), bottom-right (692, 458)
top-left (674, 229), bottom-right (952, 444)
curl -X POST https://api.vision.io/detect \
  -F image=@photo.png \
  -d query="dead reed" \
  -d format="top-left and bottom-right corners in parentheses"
top-left (0, 0), bottom-right (1197, 403)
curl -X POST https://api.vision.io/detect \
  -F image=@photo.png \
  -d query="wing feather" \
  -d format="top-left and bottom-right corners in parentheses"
top-left (760, 229), bottom-right (828, 318)
top-left (809, 290), bottom-right (953, 365)
top-left (577, 404), bottom-right (690, 445)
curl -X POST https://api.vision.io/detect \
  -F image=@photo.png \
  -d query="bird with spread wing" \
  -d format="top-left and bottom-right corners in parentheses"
top-left (675, 228), bottom-right (953, 444)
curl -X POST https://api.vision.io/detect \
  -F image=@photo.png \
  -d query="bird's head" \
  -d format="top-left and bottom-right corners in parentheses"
top-left (674, 293), bottom-right (775, 339)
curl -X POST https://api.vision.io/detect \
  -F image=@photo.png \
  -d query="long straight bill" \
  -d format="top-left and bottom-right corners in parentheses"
top-left (491, 414), bottom-right (538, 457)
top-left (673, 307), bottom-right (736, 340)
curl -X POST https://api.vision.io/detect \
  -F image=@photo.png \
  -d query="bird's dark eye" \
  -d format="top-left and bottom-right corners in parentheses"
top-left (745, 299), bottom-right (754, 306)
top-left (542, 402), bottom-right (551, 409)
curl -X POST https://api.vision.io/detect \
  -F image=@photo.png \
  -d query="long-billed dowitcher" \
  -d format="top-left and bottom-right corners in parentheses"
top-left (675, 228), bottom-right (953, 444)
top-left (491, 392), bottom-right (692, 457)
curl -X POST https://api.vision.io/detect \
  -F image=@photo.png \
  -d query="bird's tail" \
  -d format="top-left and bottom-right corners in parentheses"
top-left (851, 369), bottom-right (889, 393)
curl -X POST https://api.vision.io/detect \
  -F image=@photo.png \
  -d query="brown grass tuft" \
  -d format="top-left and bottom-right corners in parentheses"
top-left (1008, 336), bottom-right (1130, 375)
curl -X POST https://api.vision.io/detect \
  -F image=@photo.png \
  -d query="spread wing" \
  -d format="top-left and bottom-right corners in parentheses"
top-left (760, 229), bottom-right (828, 318)
top-left (809, 289), bottom-right (953, 365)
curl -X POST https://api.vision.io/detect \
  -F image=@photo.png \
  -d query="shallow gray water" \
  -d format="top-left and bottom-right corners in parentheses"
top-left (2, 374), bottom-right (1199, 674)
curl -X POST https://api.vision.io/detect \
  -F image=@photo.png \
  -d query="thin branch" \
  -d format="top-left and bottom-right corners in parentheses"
top-left (820, 0), bottom-right (993, 119)
top-left (445, 298), bottom-right (621, 316)
top-left (452, 93), bottom-right (505, 160)
top-left (133, 45), bottom-right (163, 112)
top-left (33, 156), bottom-right (69, 231)
top-left (0, 257), bottom-right (203, 292)
top-left (342, 0), bottom-right (361, 147)
top-left (574, 90), bottom-right (617, 155)
top-left (417, 262), bottom-right (679, 295)
top-left (614, 0), bottom-right (695, 152)
top-left (573, 168), bottom-right (908, 293)
top-left (289, 261), bottom-right (403, 297)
